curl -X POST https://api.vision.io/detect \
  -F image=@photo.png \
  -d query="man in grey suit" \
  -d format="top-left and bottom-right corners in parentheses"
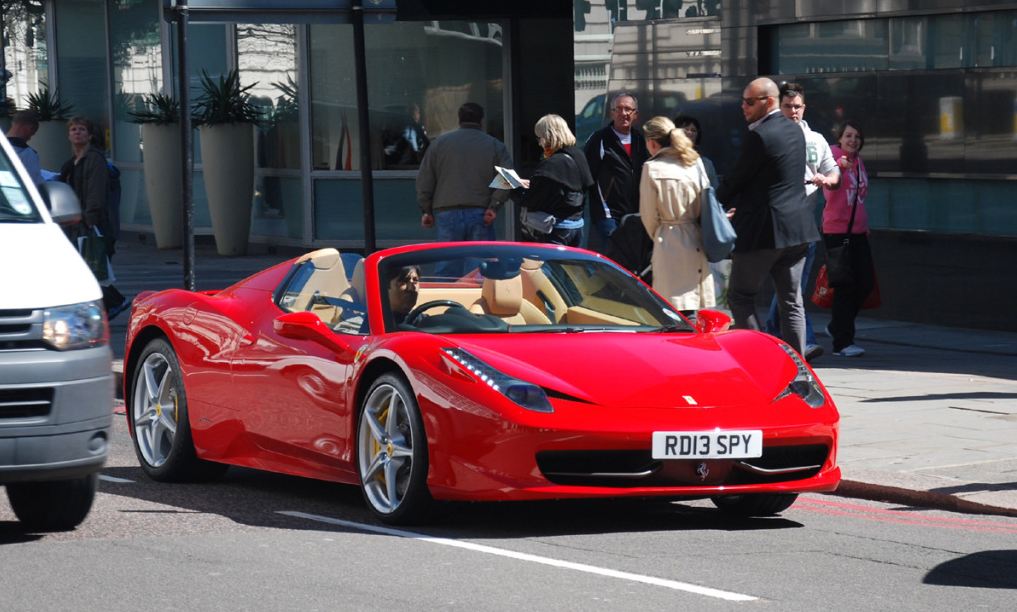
top-left (716, 77), bottom-right (819, 355)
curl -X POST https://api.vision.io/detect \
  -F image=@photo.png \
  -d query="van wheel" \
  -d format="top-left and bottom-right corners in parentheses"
top-left (712, 493), bottom-right (798, 517)
top-left (129, 338), bottom-right (226, 482)
top-left (6, 474), bottom-right (98, 531)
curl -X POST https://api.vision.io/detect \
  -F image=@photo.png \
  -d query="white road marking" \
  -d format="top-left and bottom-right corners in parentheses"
top-left (278, 510), bottom-right (757, 602)
top-left (99, 474), bottom-right (134, 483)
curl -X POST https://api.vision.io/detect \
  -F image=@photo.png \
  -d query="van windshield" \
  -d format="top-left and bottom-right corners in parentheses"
top-left (0, 150), bottom-right (41, 224)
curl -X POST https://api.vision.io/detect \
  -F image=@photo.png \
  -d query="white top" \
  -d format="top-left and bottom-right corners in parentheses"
top-left (800, 120), bottom-right (838, 198)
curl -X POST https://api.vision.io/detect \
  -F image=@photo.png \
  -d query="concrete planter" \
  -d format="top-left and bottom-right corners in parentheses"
top-left (141, 124), bottom-right (183, 249)
top-left (199, 122), bottom-right (254, 256)
top-left (33, 120), bottom-right (71, 171)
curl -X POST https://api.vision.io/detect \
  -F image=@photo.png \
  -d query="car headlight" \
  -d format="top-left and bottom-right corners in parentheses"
top-left (774, 344), bottom-right (825, 408)
top-left (443, 348), bottom-right (553, 413)
top-left (42, 300), bottom-right (108, 350)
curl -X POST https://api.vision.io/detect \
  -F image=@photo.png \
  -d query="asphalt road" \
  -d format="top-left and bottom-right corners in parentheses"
top-left (2, 417), bottom-right (1015, 611)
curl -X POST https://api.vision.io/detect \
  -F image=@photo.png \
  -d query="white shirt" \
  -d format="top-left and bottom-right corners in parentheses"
top-left (800, 119), bottom-right (838, 198)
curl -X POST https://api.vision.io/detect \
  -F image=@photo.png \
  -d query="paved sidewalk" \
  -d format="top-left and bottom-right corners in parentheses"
top-left (106, 234), bottom-right (1017, 517)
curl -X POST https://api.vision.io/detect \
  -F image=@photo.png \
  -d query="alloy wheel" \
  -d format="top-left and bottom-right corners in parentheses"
top-left (132, 351), bottom-right (179, 468)
top-left (358, 383), bottom-right (416, 515)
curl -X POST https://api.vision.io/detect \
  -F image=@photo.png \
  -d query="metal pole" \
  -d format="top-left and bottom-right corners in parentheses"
top-left (175, 0), bottom-right (195, 290)
top-left (351, 0), bottom-right (376, 254)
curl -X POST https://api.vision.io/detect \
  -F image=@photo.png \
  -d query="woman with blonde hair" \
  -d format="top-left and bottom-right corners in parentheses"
top-left (517, 114), bottom-right (593, 247)
top-left (639, 115), bottom-right (715, 311)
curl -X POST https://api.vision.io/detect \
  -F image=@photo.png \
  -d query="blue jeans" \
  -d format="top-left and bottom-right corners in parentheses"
top-left (435, 207), bottom-right (495, 242)
top-left (764, 241), bottom-right (817, 345)
top-left (434, 208), bottom-right (495, 278)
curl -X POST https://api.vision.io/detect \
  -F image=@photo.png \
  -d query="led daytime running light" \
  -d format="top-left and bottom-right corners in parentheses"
top-left (443, 348), bottom-right (553, 413)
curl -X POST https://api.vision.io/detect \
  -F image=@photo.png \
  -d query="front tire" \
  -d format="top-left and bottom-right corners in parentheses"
top-left (712, 493), bottom-right (798, 517)
top-left (357, 373), bottom-right (432, 524)
top-left (6, 474), bottom-right (98, 531)
top-left (129, 338), bottom-right (226, 482)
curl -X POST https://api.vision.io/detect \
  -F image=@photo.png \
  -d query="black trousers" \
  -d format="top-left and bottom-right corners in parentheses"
top-left (823, 233), bottom-right (874, 351)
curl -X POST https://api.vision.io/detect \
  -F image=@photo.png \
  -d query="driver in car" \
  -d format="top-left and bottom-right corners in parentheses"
top-left (388, 265), bottom-right (422, 325)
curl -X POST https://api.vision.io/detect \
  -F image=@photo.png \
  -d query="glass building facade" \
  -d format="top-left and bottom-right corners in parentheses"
top-left (3, 1), bottom-right (570, 249)
top-left (574, 1), bottom-right (1017, 330)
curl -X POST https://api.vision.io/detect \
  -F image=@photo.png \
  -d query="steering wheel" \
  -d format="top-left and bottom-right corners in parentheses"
top-left (404, 300), bottom-right (470, 326)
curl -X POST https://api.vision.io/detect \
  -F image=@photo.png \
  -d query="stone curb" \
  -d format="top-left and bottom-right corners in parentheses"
top-left (830, 479), bottom-right (1017, 519)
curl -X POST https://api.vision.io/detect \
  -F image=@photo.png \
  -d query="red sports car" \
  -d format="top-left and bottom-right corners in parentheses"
top-left (123, 242), bottom-right (840, 524)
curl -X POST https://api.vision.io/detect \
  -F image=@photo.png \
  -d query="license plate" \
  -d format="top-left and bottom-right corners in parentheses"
top-left (651, 430), bottom-right (763, 459)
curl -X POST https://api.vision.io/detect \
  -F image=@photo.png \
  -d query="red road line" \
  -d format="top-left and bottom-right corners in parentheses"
top-left (798, 496), bottom-right (1017, 534)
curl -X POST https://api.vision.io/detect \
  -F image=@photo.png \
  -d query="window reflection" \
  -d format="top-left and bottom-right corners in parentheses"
top-left (365, 21), bottom-right (505, 171)
top-left (2, 0), bottom-right (47, 109)
top-left (309, 24), bottom-right (358, 171)
top-left (238, 23), bottom-right (302, 239)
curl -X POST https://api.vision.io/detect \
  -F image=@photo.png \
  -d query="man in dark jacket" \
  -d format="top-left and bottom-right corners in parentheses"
top-left (583, 93), bottom-right (649, 250)
top-left (716, 78), bottom-right (819, 355)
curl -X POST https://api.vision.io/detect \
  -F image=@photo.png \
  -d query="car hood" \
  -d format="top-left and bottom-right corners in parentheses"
top-left (0, 223), bottom-right (101, 309)
top-left (452, 331), bottom-right (796, 409)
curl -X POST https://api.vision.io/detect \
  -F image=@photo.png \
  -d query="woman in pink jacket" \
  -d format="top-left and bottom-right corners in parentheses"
top-left (822, 121), bottom-right (874, 357)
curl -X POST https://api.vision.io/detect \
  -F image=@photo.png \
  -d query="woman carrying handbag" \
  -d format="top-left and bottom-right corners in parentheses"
top-left (821, 120), bottom-right (875, 357)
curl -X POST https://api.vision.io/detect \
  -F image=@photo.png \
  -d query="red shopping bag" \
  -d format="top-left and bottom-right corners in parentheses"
top-left (811, 264), bottom-right (880, 309)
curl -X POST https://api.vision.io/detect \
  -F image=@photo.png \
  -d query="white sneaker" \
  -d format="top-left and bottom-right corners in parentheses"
top-left (804, 344), bottom-right (824, 361)
top-left (834, 344), bottom-right (865, 357)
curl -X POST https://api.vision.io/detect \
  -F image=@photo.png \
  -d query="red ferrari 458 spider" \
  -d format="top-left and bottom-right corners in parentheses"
top-left (123, 242), bottom-right (840, 524)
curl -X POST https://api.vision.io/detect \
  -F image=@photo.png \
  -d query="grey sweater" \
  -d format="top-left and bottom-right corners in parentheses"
top-left (416, 123), bottom-right (513, 214)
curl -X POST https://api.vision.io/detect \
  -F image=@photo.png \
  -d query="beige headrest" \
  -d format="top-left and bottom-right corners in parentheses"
top-left (297, 248), bottom-right (342, 271)
top-left (482, 276), bottom-right (523, 316)
top-left (521, 258), bottom-right (544, 271)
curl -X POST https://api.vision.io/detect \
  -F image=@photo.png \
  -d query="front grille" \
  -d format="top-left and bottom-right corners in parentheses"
top-left (0, 309), bottom-right (45, 351)
top-left (537, 444), bottom-right (830, 488)
top-left (0, 387), bottom-right (54, 420)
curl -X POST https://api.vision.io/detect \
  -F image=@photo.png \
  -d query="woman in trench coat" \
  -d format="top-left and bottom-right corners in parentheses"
top-left (638, 116), bottom-right (715, 311)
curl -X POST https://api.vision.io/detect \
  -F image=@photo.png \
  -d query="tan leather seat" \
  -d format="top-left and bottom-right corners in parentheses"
top-left (292, 248), bottom-right (350, 323)
top-left (339, 258), bottom-right (366, 305)
top-left (470, 275), bottom-right (551, 325)
top-left (519, 258), bottom-right (568, 322)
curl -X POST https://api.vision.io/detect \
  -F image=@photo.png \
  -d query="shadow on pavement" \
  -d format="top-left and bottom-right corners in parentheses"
top-left (95, 465), bottom-right (803, 538)
top-left (0, 526), bottom-right (43, 546)
top-left (860, 392), bottom-right (1017, 403)
top-left (924, 550), bottom-right (1017, 589)
top-left (931, 482), bottom-right (1017, 496)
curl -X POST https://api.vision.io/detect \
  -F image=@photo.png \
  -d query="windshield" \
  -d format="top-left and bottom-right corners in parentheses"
top-left (0, 149), bottom-right (41, 224)
top-left (379, 245), bottom-right (691, 334)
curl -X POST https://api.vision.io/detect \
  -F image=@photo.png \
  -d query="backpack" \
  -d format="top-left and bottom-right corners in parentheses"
top-left (106, 161), bottom-right (122, 241)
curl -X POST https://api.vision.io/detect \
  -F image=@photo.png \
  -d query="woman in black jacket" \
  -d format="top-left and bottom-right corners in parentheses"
top-left (518, 114), bottom-right (594, 247)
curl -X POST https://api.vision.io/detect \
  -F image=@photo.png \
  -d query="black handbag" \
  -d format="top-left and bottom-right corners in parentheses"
top-left (825, 164), bottom-right (859, 288)
top-left (78, 229), bottom-right (111, 283)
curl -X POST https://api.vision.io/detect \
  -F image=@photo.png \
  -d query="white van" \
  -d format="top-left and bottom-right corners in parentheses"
top-left (0, 135), bottom-right (113, 530)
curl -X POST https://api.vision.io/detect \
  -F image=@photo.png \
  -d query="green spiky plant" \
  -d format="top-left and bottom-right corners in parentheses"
top-left (26, 85), bottom-right (73, 121)
top-left (129, 93), bottom-right (181, 125)
top-left (270, 75), bottom-right (298, 124)
top-left (192, 69), bottom-right (260, 126)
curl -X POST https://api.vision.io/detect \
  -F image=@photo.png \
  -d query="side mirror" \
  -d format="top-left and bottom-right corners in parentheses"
top-left (695, 309), bottom-right (732, 333)
top-left (273, 311), bottom-right (351, 352)
top-left (38, 181), bottom-right (82, 225)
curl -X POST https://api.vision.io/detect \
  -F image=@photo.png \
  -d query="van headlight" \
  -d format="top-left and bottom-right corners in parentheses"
top-left (443, 348), bottom-right (553, 413)
top-left (774, 344), bottom-right (825, 408)
top-left (42, 300), bottom-right (108, 350)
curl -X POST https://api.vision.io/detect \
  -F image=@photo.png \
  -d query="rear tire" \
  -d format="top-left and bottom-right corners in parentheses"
top-left (129, 338), bottom-right (227, 482)
top-left (356, 373), bottom-right (432, 525)
top-left (712, 493), bottom-right (798, 517)
top-left (6, 474), bottom-right (98, 531)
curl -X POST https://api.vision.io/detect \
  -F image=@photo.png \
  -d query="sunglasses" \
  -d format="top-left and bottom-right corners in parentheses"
top-left (741, 95), bottom-right (771, 107)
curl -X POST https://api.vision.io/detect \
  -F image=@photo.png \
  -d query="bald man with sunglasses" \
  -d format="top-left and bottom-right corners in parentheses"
top-left (716, 77), bottom-right (820, 357)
